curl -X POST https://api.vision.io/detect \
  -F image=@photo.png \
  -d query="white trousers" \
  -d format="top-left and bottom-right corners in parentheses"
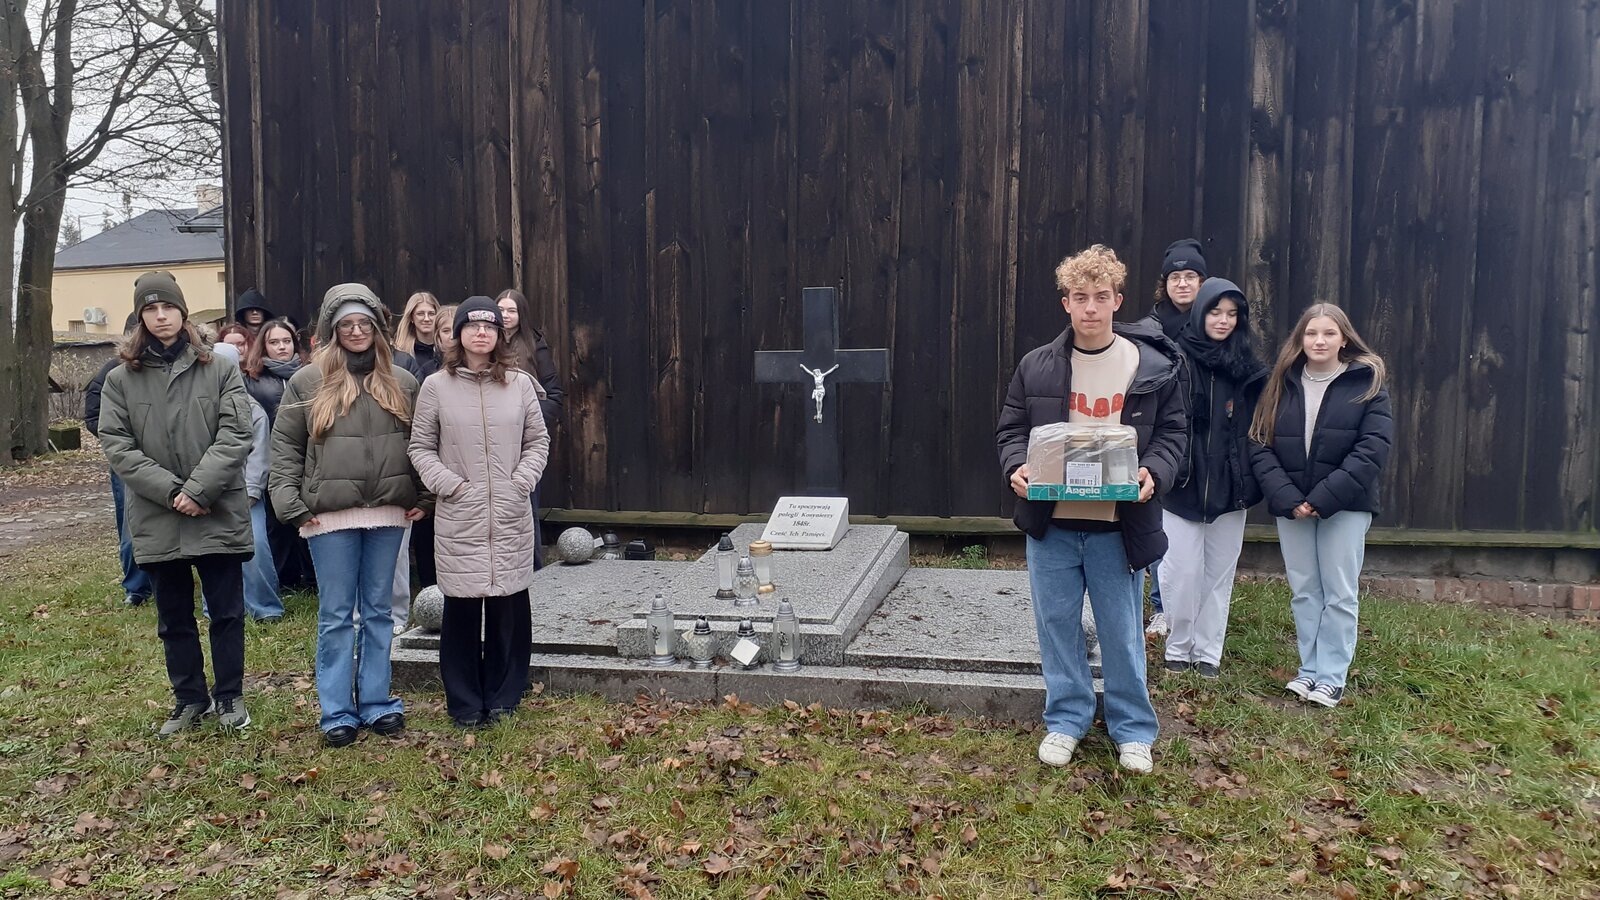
top-left (1158, 509), bottom-right (1247, 666)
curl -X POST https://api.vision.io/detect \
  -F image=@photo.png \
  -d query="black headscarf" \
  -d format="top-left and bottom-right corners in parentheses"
top-left (1177, 278), bottom-right (1266, 424)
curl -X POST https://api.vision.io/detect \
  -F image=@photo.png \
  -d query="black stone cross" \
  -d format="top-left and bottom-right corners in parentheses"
top-left (754, 286), bottom-right (890, 496)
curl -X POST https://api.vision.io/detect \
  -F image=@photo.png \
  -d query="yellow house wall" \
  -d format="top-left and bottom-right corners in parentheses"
top-left (51, 261), bottom-right (227, 335)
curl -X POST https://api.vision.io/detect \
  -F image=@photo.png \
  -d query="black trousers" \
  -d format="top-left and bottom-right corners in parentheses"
top-left (439, 590), bottom-right (531, 720)
top-left (412, 515), bottom-right (437, 589)
top-left (265, 495), bottom-right (315, 591)
top-left (145, 554), bottom-right (248, 706)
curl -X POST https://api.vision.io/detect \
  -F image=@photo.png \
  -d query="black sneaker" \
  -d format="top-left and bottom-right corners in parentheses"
top-left (324, 724), bottom-right (358, 747)
top-left (369, 712), bottom-right (405, 736)
top-left (452, 712), bottom-right (487, 730)
top-left (486, 707), bottom-right (516, 724)
top-left (125, 594), bottom-right (149, 607)
top-left (1306, 683), bottom-right (1345, 708)
top-left (156, 701), bottom-right (210, 737)
top-left (1194, 662), bottom-right (1220, 679)
top-left (1163, 659), bottom-right (1192, 673)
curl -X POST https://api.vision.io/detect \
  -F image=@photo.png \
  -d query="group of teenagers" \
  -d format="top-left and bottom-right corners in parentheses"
top-left (90, 274), bottom-right (565, 746)
top-left (997, 240), bottom-right (1394, 774)
top-left (92, 236), bottom-right (1391, 764)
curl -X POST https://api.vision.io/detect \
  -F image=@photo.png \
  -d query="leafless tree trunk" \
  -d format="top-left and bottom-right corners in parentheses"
top-left (0, 14), bottom-right (21, 465)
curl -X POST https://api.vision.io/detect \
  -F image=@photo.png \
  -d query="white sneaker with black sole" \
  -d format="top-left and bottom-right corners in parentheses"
top-left (1306, 683), bottom-right (1344, 708)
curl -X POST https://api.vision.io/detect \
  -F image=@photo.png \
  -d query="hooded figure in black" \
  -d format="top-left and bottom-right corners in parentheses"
top-left (1155, 277), bottom-right (1267, 677)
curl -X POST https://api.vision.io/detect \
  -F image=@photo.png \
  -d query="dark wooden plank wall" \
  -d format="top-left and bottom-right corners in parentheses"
top-left (223, 0), bottom-right (1600, 534)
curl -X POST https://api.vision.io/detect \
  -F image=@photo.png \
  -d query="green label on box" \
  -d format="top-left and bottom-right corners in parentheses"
top-left (1027, 483), bottom-right (1140, 502)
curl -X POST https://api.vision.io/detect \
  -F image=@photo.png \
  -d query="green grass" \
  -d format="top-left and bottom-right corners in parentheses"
top-left (0, 534), bottom-right (1596, 898)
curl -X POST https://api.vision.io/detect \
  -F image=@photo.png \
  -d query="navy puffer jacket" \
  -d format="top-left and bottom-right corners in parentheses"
top-left (1248, 363), bottom-right (1394, 519)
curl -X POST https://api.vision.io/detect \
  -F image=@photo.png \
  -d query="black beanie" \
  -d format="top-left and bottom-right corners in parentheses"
top-left (132, 271), bottom-right (188, 318)
top-left (454, 296), bottom-right (503, 335)
top-left (1161, 238), bottom-right (1208, 279)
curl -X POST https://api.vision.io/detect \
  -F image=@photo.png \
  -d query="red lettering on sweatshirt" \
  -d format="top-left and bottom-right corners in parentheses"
top-left (1068, 392), bottom-right (1125, 419)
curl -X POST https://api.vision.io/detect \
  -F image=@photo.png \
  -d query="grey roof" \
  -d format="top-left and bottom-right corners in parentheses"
top-left (55, 207), bottom-right (224, 271)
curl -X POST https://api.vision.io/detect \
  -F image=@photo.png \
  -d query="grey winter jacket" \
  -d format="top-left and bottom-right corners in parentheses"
top-left (408, 367), bottom-right (550, 598)
top-left (99, 340), bottom-right (255, 564)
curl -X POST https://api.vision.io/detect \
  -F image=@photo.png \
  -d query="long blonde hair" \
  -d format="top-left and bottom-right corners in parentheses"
top-left (307, 335), bottom-right (412, 442)
top-left (1249, 303), bottom-right (1387, 445)
top-left (393, 291), bottom-right (439, 354)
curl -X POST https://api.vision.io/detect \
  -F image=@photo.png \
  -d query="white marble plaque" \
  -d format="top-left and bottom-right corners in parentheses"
top-left (760, 496), bottom-right (850, 550)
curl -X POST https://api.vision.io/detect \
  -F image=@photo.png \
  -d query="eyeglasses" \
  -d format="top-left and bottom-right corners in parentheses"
top-left (1167, 272), bottom-right (1201, 285)
top-left (336, 319), bottom-right (375, 335)
top-left (460, 322), bottom-right (498, 336)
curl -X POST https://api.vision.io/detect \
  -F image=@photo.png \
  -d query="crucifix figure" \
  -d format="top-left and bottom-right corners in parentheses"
top-left (798, 363), bottom-right (840, 423)
top-left (754, 287), bottom-right (889, 496)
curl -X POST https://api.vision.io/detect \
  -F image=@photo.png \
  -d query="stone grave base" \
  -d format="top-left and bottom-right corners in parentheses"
top-left (393, 553), bottom-right (1106, 722)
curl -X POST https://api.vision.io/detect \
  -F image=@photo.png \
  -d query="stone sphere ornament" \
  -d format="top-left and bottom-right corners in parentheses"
top-left (556, 527), bottom-right (597, 564)
top-left (412, 585), bottom-right (446, 632)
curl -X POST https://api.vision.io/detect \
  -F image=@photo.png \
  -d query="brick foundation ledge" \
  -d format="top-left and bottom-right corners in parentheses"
top-left (1236, 573), bottom-right (1599, 620)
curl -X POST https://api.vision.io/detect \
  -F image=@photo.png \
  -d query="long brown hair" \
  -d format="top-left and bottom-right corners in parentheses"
top-left (494, 288), bottom-right (540, 367)
top-left (244, 319), bottom-right (307, 378)
top-left (394, 291), bottom-right (440, 354)
top-left (119, 319), bottom-right (213, 371)
top-left (442, 324), bottom-right (519, 384)
top-left (1249, 303), bottom-right (1388, 445)
top-left (306, 333), bottom-right (412, 442)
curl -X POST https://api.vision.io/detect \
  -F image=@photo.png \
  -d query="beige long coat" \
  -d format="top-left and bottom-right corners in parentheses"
top-left (408, 367), bottom-right (550, 598)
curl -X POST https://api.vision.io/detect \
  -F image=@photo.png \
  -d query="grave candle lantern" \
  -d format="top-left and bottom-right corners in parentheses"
top-left (681, 617), bottom-right (716, 669)
top-left (734, 618), bottom-right (762, 670)
top-left (715, 533), bottom-right (736, 599)
top-left (771, 600), bottom-right (801, 672)
top-left (598, 531), bottom-right (624, 560)
top-left (734, 556), bottom-right (759, 607)
top-left (646, 593), bottom-right (676, 667)
top-left (748, 540), bottom-right (776, 593)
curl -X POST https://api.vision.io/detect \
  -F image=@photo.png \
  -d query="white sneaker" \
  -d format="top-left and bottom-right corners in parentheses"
top-left (1117, 742), bottom-right (1154, 774)
top-left (1037, 732), bottom-right (1080, 767)
top-left (1285, 676), bottom-right (1315, 700)
top-left (1144, 613), bottom-right (1169, 637)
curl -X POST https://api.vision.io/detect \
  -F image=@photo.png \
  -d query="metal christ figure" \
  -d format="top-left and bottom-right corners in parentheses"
top-left (797, 363), bottom-right (840, 423)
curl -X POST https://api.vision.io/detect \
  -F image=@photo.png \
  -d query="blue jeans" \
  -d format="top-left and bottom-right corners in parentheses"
top-left (1146, 557), bottom-right (1163, 613)
top-left (1027, 527), bottom-right (1158, 745)
top-left (243, 500), bottom-right (283, 619)
top-left (109, 470), bottom-right (152, 600)
top-left (307, 527), bottom-right (406, 731)
top-left (1277, 511), bottom-right (1372, 689)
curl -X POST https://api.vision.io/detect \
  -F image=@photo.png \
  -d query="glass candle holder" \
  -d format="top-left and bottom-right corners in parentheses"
top-left (715, 533), bottom-right (736, 599)
top-left (770, 599), bottom-right (801, 672)
top-left (733, 556), bottom-right (759, 607)
top-left (646, 593), bottom-right (676, 667)
top-left (748, 540), bottom-right (776, 593)
top-left (681, 617), bottom-right (716, 669)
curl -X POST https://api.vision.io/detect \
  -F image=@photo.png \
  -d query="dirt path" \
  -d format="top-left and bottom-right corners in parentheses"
top-left (0, 451), bottom-right (117, 562)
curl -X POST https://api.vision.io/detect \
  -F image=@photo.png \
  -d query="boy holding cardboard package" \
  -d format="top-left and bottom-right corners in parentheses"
top-left (995, 244), bottom-right (1187, 774)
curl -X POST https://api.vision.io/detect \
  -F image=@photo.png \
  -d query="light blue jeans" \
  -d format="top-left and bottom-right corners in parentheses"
top-left (1276, 511), bottom-right (1372, 689)
top-left (1026, 527), bottom-right (1159, 745)
top-left (308, 527), bottom-right (406, 732)
top-left (243, 500), bottom-right (283, 619)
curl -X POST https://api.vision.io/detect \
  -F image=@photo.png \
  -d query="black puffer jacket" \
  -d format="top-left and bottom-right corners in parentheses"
top-left (1249, 362), bottom-right (1394, 519)
top-left (1165, 280), bottom-right (1267, 523)
top-left (83, 357), bottom-right (120, 437)
top-left (996, 321), bottom-right (1189, 570)
top-left (245, 357), bottom-right (302, 422)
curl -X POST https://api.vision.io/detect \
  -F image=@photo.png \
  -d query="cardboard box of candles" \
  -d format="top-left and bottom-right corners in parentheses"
top-left (1025, 422), bottom-right (1140, 501)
